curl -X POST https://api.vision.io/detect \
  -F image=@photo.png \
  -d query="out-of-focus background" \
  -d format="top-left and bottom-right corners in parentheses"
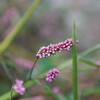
top-left (0, 0), bottom-right (100, 100)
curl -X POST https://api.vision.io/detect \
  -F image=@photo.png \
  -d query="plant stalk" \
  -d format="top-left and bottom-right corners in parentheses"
top-left (0, 0), bottom-right (42, 55)
top-left (1, 44), bottom-right (100, 99)
top-left (72, 21), bottom-right (78, 100)
top-left (29, 58), bottom-right (38, 80)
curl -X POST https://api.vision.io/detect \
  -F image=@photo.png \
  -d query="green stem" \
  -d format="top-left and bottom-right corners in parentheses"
top-left (34, 80), bottom-right (60, 100)
top-left (58, 44), bottom-right (100, 70)
top-left (72, 21), bottom-right (78, 100)
top-left (43, 85), bottom-right (60, 100)
top-left (0, 0), bottom-right (42, 55)
top-left (0, 80), bottom-right (36, 100)
top-left (29, 58), bottom-right (38, 80)
top-left (1, 44), bottom-right (100, 99)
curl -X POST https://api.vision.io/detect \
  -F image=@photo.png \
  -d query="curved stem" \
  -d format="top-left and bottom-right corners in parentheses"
top-left (1, 43), bottom-right (100, 100)
top-left (29, 58), bottom-right (38, 80)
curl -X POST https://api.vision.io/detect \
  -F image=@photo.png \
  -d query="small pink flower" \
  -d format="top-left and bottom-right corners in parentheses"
top-left (46, 68), bottom-right (60, 82)
top-left (36, 38), bottom-right (79, 58)
top-left (12, 79), bottom-right (25, 95)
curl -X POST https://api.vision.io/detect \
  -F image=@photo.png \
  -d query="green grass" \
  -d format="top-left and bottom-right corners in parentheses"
top-left (80, 58), bottom-right (100, 68)
top-left (72, 21), bottom-right (78, 100)
top-left (0, 0), bottom-right (42, 55)
top-left (83, 87), bottom-right (100, 96)
top-left (32, 80), bottom-right (60, 100)
top-left (1, 44), bottom-right (100, 100)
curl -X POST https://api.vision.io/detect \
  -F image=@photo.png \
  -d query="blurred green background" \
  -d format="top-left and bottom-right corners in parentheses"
top-left (0, 0), bottom-right (100, 100)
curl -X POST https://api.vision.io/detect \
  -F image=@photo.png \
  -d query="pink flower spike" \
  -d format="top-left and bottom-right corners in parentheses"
top-left (12, 79), bottom-right (25, 95)
top-left (46, 68), bottom-right (60, 83)
top-left (36, 38), bottom-right (79, 58)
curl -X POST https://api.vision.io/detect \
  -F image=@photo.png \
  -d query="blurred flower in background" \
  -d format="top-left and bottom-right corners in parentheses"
top-left (53, 87), bottom-right (60, 95)
top-left (19, 96), bottom-right (44, 100)
top-left (2, 7), bottom-right (17, 24)
top-left (13, 57), bottom-right (34, 70)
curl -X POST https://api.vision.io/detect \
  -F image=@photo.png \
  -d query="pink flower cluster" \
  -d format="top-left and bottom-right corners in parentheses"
top-left (36, 38), bottom-right (79, 58)
top-left (12, 79), bottom-right (25, 95)
top-left (46, 68), bottom-right (60, 82)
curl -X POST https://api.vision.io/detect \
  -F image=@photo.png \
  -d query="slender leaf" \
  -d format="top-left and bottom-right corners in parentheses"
top-left (0, 0), bottom-right (42, 55)
top-left (1, 43), bottom-right (100, 99)
top-left (72, 20), bottom-right (78, 100)
top-left (80, 58), bottom-right (100, 68)
top-left (0, 80), bottom-right (36, 100)
top-left (83, 87), bottom-right (100, 96)
top-left (34, 80), bottom-right (60, 100)
top-left (43, 85), bottom-right (59, 100)
top-left (57, 44), bottom-right (100, 70)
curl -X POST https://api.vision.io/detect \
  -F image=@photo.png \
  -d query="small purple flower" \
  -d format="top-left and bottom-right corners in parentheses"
top-left (36, 38), bottom-right (78, 58)
top-left (46, 68), bottom-right (60, 82)
top-left (12, 79), bottom-right (25, 95)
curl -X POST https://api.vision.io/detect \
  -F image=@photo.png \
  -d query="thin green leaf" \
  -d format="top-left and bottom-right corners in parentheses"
top-left (57, 44), bottom-right (100, 70)
top-left (0, 0), bottom-right (42, 55)
top-left (43, 85), bottom-right (59, 100)
top-left (0, 80), bottom-right (36, 100)
top-left (72, 20), bottom-right (78, 100)
top-left (80, 58), bottom-right (100, 68)
top-left (1, 44), bottom-right (100, 99)
top-left (83, 87), bottom-right (100, 96)
top-left (34, 80), bottom-right (60, 100)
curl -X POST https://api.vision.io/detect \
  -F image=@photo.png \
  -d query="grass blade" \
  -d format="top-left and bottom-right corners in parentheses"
top-left (57, 44), bottom-right (100, 70)
top-left (34, 80), bottom-right (60, 100)
top-left (72, 20), bottom-right (78, 100)
top-left (1, 43), bottom-right (100, 99)
top-left (43, 85), bottom-right (60, 100)
top-left (0, 80), bottom-right (36, 100)
top-left (0, 0), bottom-right (42, 55)
top-left (83, 87), bottom-right (100, 96)
top-left (80, 58), bottom-right (100, 68)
